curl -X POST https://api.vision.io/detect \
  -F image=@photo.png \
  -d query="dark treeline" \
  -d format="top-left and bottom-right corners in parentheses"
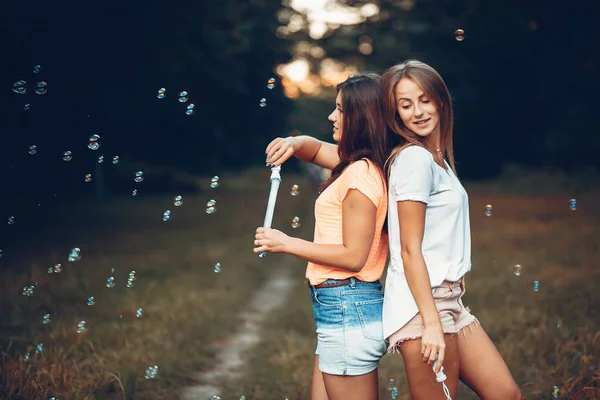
top-left (0, 0), bottom-right (292, 196)
top-left (280, 0), bottom-right (600, 179)
top-left (0, 0), bottom-right (598, 208)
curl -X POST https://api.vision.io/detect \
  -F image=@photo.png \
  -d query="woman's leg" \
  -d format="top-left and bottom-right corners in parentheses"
top-left (457, 323), bottom-right (522, 399)
top-left (398, 333), bottom-right (460, 400)
top-left (321, 369), bottom-right (379, 400)
top-left (311, 355), bottom-right (330, 400)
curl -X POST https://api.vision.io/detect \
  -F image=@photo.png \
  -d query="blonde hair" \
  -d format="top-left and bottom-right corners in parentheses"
top-left (382, 60), bottom-right (456, 177)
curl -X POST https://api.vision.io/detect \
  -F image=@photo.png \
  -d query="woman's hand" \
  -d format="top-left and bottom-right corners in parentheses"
top-left (421, 320), bottom-right (446, 374)
top-left (254, 227), bottom-right (292, 254)
top-left (265, 137), bottom-right (296, 167)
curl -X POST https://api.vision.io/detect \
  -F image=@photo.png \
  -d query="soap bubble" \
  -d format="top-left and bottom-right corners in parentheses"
top-left (145, 365), bottom-right (159, 379)
top-left (214, 262), bottom-right (221, 273)
top-left (23, 353), bottom-right (30, 361)
top-left (69, 247), bottom-right (81, 262)
top-left (210, 176), bottom-right (220, 188)
top-left (106, 277), bottom-right (115, 288)
top-left (513, 264), bottom-right (522, 276)
top-left (87, 297), bottom-right (95, 306)
top-left (388, 378), bottom-right (395, 390)
top-left (391, 387), bottom-right (399, 399)
top-left (454, 29), bottom-right (465, 41)
top-left (533, 281), bottom-right (540, 292)
top-left (98, 156), bottom-right (104, 164)
top-left (267, 77), bottom-right (276, 89)
top-left (569, 198), bottom-right (577, 211)
top-left (63, 151), bottom-right (73, 161)
top-left (206, 199), bottom-right (217, 214)
top-left (136, 308), bottom-right (143, 318)
top-left (28, 145), bottom-right (37, 155)
top-left (53, 263), bottom-right (62, 273)
top-left (290, 184), bottom-right (299, 196)
top-left (24, 104), bottom-right (30, 111)
top-left (186, 104), bottom-right (195, 115)
top-left (42, 314), bottom-right (51, 324)
top-left (552, 385), bottom-right (560, 398)
top-left (134, 171), bottom-right (144, 183)
top-left (157, 88), bottom-right (166, 99)
top-left (35, 343), bottom-right (43, 353)
top-left (7, 216), bottom-right (15, 225)
top-left (87, 134), bottom-right (101, 150)
top-left (163, 210), bottom-right (172, 221)
top-left (174, 195), bottom-right (183, 206)
top-left (209, 396), bottom-right (221, 400)
top-left (112, 156), bottom-right (119, 164)
top-left (34, 81), bottom-right (48, 95)
top-left (12, 80), bottom-right (27, 94)
top-left (484, 204), bottom-right (492, 216)
top-left (84, 174), bottom-right (92, 183)
top-left (178, 91), bottom-right (188, 103)
top-left (127, 271), bottom-right (137, 288)
top-left (291, 216), bottom-right (301, 229)
top-left (76, 321), bottom-right (87, 334)
top-left (33, 65), bottom-right (41, 74)
top-left (22, 285), bottom-right (35, 296)
top-left (132, 189), bottom-right (138, 196)
top-left (259, 98), bottom-right (267, 107)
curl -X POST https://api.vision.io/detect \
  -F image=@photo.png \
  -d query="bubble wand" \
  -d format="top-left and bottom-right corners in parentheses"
top-left (259, 165), bottom-right (281, 258)
top-left (432, 354), bottom-right (452, 400)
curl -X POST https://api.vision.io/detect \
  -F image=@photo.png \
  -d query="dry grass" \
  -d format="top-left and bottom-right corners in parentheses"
top-left (1, 171), bottom-right (599, 399)
top-left (0, 171), bottom-right (315, 399)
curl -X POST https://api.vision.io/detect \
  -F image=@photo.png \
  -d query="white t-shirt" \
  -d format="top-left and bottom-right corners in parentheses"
top-left (383, 145), bottom-right (472, 339)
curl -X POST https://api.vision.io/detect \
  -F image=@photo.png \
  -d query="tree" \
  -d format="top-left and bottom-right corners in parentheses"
top-left (275, 0), bottom-right (600, 178)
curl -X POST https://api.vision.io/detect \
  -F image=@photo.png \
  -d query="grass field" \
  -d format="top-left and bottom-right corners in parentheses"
top-left (1, 169), bottom-right (599, 399)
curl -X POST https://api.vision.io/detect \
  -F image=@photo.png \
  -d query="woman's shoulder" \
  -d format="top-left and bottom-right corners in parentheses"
top-left (343, 159), bottom-right (384, 183)
top-left (346, 158), bottom-right (375, 173)
top-left (399, 144), bottom-right (431, 157)
top-left (392, 145), bottom-right (433, 166)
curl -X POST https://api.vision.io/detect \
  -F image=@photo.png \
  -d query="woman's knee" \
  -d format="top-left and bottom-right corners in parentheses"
top-left (508, 384), bottom-right (522, 400)
top-left (483, 382), bottom-right (521, 400)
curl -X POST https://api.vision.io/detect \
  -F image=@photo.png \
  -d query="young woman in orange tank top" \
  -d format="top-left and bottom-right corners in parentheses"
top-left (254, 73), bottom-right (399, 400)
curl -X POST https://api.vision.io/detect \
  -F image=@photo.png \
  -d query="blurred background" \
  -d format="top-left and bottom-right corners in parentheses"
top-left (0, 0), bottom-right (599, 399)
top-left (1, 0), bottom-right (599, 187)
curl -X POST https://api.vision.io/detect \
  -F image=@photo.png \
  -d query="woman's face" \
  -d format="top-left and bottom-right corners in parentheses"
top-left (328, 91), bottom-right (344, 143)
top-left (395, 77), bottom-right (440, 138)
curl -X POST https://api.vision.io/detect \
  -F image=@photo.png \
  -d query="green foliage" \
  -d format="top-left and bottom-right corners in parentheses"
top-left (90, 0), bottom-right (295, 174)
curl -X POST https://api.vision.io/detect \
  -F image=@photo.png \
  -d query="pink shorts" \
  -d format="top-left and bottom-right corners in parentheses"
top-left (387, 278), bottom-right (479, 353)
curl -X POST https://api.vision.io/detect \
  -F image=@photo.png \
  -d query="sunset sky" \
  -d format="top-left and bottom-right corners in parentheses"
top-left (280, 0), bottom-right (378, 98)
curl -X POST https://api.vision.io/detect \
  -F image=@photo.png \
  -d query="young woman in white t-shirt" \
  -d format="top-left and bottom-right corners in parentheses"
top-left (381, 60), bottom-right (522, 400)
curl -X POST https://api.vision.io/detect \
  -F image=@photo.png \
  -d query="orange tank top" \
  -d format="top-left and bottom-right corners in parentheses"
top-left (306, 159), bottom-right (388, 285)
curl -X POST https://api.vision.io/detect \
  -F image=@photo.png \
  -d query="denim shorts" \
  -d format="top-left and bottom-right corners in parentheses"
top-left (310, 278), bottom-right (387, 376)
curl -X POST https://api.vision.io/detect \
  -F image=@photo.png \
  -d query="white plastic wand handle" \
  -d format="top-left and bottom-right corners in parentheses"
top-left (259, 165), bottom-right (281, 258)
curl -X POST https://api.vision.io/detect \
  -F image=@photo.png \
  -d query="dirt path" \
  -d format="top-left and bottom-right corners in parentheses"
top-left (180, 266), bottom-right (296, 399)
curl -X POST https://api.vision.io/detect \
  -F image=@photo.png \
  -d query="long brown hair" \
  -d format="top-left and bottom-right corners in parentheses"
top-left (320, 73), bottom-right (399, 195)
top-left (382, 60), bottom-right (456, 178)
